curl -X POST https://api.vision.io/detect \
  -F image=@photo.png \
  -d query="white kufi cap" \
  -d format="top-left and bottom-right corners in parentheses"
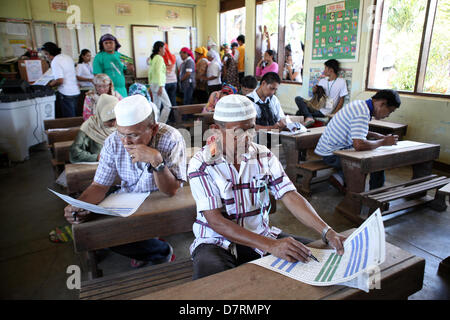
top-left (114, 94), bottom-right (154, 126)
top-left (213, 94), bottom-right (256, 122)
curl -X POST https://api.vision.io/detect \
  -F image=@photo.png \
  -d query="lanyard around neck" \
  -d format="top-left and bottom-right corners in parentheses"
top-left (327, 78), bottom-right (337, 93)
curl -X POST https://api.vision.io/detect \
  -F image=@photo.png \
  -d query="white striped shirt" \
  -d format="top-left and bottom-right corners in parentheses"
top-left (315, 99), bottom-right (372, 156)
top-left (188, 142), bottom-right (296, 256)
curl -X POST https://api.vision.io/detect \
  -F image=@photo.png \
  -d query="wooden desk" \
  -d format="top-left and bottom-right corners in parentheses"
top-left (65, 163), bottom-right (99, 194)
top-left (172, 104), bottom-right (205, 129)
top-left (72, 186), bottom-right (197, 279)
top-left (44, 117), bottom-right (84, 130)
top-left (334, 141), bottom-right (440, 223)
top-left (135, 229), bottom-right (425, 300)
top-left (369, 120), bottom-right (408, 139)
top-left (277, 127), bottom-right (326, 183)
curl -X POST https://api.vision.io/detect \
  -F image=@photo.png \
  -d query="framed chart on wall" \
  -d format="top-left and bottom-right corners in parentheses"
top-left (311, 0), bottom-right (362, 62)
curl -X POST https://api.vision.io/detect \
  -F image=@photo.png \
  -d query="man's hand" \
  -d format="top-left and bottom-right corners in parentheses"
top-left (268, 237), bottom-right (313, 263)
top-left (382, 134), bottom-right (398, 146)
top-left (64, 205), bottom-right (90, 225)
top-left (325, 229), bottom-right (346, 255)
top-left (157, 86), bottom-right (163, 96)
top-left (125, 144), bottom-right (163, 166)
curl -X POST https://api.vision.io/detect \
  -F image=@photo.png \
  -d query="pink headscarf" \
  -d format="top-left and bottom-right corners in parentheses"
top-left (180, 47), bottom-right (195, 62)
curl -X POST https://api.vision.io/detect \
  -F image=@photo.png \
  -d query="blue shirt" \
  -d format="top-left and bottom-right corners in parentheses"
top-left (315, 99), bottom-right (372, 156)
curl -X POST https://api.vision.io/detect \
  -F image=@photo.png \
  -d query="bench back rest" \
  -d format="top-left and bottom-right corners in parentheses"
top-left (44, 117), bottom-right (84, 130)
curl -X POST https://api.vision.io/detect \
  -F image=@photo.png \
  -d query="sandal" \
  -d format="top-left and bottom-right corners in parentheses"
top-left (304, 119), bottom-right (315, 128)
top-left (49, 225), bottom-right (73, 243)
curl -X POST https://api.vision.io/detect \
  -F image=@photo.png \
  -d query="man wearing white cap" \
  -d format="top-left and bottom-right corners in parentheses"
top-left (188, 94), bottom-right (346, 279)
top-left (63, 94), bottom-right (186, 267)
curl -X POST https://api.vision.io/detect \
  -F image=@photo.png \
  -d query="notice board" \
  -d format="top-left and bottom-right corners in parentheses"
top-left (311, 0), bottom-right (361, 61)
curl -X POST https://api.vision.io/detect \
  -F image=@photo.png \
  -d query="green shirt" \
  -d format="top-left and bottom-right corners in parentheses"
top-left (93, 51), bottom-right (128, 97)
top-left (69, 131), bottom-right (103, 163)
top-left (148, 54), bottom-right (166, 87)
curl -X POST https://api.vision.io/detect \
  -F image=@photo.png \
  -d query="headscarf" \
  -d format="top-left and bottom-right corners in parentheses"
top-left (98, 33), bottom-right (121, 51)
top-left (80, 94), bottom-right (118, 145)
top-left (128, 83), bottom-right (152, 102)
top-left (86, 73), bottom-right (118, 101)
top-left (163, 43), bottom-right (176, 66)
top-left (207, 49), bottom-right (222, 67)
top-left (194, 46), bottom-right (208, 61)
top-left (221, 83), bottom-right (238, 95)
top-left (180, 47), bottom-right (195, 62)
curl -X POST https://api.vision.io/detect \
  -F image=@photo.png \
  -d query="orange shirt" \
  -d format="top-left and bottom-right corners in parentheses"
top-left (237, 44), bottom-right (245, 72)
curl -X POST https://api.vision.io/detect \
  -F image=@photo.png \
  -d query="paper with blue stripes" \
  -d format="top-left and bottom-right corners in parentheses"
top-left (250, 209), bottom-right (385, 287)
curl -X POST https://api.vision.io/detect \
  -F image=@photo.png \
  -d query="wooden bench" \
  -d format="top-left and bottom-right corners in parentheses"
top-left (295, 160), bottom-right (333, 196)
top-left (172, 104), bottom-right (205, 130)
top-left (79, 228), bottom-right (425, 300)
top-left (44, 117), bottom-right (84, 130)
top-left (65, 163), bottom-right (99, 195)
top-left (354, 174), bottom-right (449, 217)
top-left (79, 258), bottom-right (193, 300)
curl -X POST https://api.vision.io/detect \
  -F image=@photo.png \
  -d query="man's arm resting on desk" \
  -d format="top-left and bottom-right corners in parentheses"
top-left (353, 135), bottom-right (398, 151)
top-left (281, 190), bottom-right (345, 255)
top-left (48, 78), bottom-right (63, 87)
top-left (64, 182), bottom-right (110, 224)
top-left (203, 209), bottom-right (312, 263)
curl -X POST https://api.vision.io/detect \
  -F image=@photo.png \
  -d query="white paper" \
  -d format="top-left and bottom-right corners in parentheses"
top-left (100, 24), bottom-right (112, 36)
top-left (115, 26), bottom-right (126, 39)
top-left (49, 189), bottom-right (150, 217)
top-left (250, 209), bottom-right (386, 292)
top-left (25, 60), bottom-right (43, 82)
top-left (32, 68), bottom-right (54, 86)
top-left (375, 140), bottom-right (424, 151)
top-left (6, 22), bottom-right (28, 36)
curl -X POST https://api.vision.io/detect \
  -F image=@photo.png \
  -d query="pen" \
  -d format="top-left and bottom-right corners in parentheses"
top-left (72, 212), bottom-right (78, 222)
top-left (309, 253), bottom-right (319, 263)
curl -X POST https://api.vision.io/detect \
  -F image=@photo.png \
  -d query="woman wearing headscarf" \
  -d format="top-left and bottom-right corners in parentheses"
top-left (179, 47), bottom-right (196, 105)
top-left (93, 34), bottom-right (133, 97)
top-left (202, 83), bottom-right (237, 113)
top-left (148, 41), bottom-right (172, 123)
top-left (194, 46), bottom-right (209, 103)
top-left (82, 73), bottom-right (123, 121)
top-left (205, 49), bottom-right (223, 94)
top-left (70, 94), bottom-right (118, 163)
top-left (163, 44), bottom-right (178, 107)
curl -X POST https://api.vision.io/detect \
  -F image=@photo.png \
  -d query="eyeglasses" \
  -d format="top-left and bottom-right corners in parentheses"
top-left (117, 128), bottom-right (150, 140)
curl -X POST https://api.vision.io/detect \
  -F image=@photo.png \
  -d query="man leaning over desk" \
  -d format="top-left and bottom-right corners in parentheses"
top-left (315, 89), bottom-right (401, 193)
top-left (63, 94), bottom-right (187, 268)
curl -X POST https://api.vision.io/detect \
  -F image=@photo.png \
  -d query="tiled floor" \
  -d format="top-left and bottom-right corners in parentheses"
top-left (0, 146), bottom-right (449, 299)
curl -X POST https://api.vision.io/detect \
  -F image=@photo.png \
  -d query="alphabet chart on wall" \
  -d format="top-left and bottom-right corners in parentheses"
top-left (250, 209), bottom-right (385, 288)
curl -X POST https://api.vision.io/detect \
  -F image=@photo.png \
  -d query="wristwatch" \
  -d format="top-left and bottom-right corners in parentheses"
top-left (153, 161), bottom-right (166, 173)
top-left (322, 226), bottom-right (332, 245)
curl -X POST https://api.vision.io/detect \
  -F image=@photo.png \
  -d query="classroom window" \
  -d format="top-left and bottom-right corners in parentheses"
top-left (255, 0), bottom-right (307, 84)
top-left (367, 0), bottom-right (449, 97)
top-left (220, 7), bottom-right (246, 46)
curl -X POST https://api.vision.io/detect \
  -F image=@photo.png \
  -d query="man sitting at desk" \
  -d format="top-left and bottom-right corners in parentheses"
top-left (188, 94), bottom-right (346, 279)
top-left (63, 94), bottom-right (187, 268)
top-left (315, 89), bottom-right (401, 193)
top-left (246, 72), bottom-right (287, 131)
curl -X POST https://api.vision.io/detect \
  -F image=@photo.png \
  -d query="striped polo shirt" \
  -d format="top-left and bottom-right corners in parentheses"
top-left (315, 99), bottom-right (373, 157)
top-left (188, 142), bottom-right (296, 256)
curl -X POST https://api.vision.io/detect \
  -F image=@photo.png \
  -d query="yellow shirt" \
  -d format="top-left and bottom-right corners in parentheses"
top-left (237, 44), bottom-right (245, 72)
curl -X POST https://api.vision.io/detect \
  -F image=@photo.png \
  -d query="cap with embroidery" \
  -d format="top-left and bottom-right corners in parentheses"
top-left (213, 94), bottom-right (256, 122)
top-left (114, 94), bottom-right (155, 126)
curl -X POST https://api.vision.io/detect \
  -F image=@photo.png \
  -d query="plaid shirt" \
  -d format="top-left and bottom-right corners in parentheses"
top-left (94, 123), bottom-right (187, 193)
top-left (188, 142), bottom-right (296, 256)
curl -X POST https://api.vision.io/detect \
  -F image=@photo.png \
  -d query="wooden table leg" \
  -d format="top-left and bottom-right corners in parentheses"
top-left (412, 161), bottom-right (434, 199)
top-left (335, 158), bottom-right (367, 225)
top-left (282, 138), bottom-right (299, 185)
top-left (80, 251), bottom-right (103, 280)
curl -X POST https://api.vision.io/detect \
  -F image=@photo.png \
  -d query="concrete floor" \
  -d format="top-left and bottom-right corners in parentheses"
top-left (0, 145), bottom-right (449, 300)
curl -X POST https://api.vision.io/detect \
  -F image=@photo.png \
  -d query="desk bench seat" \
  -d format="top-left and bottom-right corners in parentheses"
top-left (80, 258), bottom-right (193, 300)
top-left (356, 174), bottom-right (449, 216)
top-left (294, 160), bottom-right (333, 196)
